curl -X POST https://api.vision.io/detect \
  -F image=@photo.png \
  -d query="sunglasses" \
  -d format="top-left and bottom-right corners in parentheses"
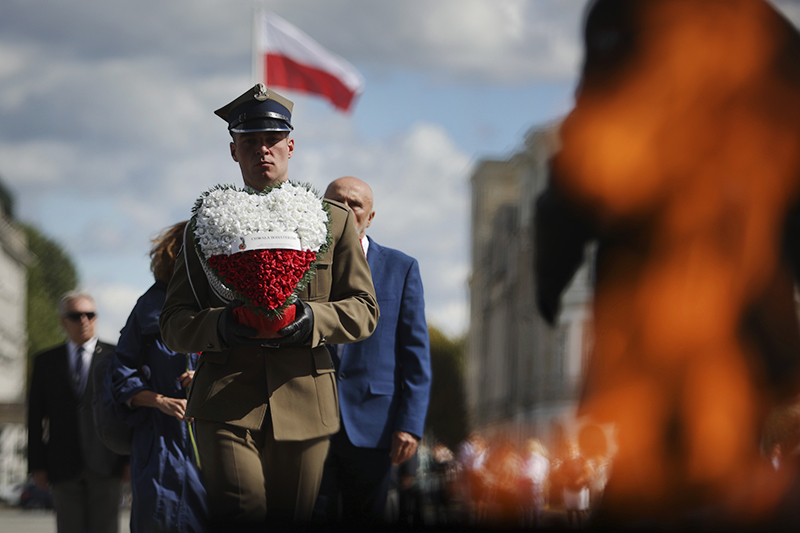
top-left (65, 312), bottom-right (96, 321)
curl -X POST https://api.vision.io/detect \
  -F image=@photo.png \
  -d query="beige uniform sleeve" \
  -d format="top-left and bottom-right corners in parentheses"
top-left (159, 228), bottom-right (227, 353)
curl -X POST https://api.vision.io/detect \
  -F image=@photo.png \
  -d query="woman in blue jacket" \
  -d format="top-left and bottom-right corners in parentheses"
top-left (106, 221), bottom-right (207, 533)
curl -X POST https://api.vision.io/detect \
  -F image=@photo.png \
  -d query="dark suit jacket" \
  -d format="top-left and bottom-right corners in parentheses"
top-left (28, 341), bottom-right (125, 483)
top-left (334, 237), bottom-right (432, 449)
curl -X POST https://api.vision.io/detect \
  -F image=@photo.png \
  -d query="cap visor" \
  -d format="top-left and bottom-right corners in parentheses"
top-left (230, 118), bottom-right (293, 133)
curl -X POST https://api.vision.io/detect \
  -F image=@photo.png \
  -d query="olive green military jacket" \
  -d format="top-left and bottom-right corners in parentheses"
top-left (160, 199), bottom-right (379, 441)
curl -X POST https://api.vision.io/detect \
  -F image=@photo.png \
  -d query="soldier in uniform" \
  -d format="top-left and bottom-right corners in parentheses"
top-left (160, 84), bottom-right (379, 526)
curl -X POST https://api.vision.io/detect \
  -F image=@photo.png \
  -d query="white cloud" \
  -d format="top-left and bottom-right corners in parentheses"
top-left (411, 0), bottom-right (584, 81)
top-left (774, 0), bottom-right (800, 23)
top-left (428, 298), bottom-right (470, 340)
top-left (91, 282), bottom-right (146, 342)
top-left (3, 0), bottom-right (587, 86)
top-left (0, 140), bottom-right (84, 186)
top-left (269, 0), bottom-right (587, 82)
top-left (0, 43), bottom-right (34, 96)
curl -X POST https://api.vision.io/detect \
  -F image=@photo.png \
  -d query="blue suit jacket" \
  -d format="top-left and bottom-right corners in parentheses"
top-left (333, 237), bottom-right (432, 449)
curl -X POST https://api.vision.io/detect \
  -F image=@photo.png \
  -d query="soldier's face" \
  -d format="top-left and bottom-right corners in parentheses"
top-left (230, 131), bottom-right (294, 191)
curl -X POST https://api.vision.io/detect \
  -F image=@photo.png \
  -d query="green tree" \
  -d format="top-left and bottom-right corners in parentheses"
top-left (0, 178), bottom-right (15, 220)
top-left (425, 326), bottom-right (469, 450)
top-left (22, 223), bottom-right (78, 384)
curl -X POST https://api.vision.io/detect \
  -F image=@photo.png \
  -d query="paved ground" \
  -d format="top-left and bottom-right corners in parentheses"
top-left (0, 507), bottom-right (131, 533)
top-left (0, 507), bottom-right (574, 532)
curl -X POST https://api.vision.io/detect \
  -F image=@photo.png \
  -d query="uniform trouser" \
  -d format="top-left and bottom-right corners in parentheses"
top-left (196, 418), bottom-right (330, 526)
top-left (51, 469), bottom-right (121, 533)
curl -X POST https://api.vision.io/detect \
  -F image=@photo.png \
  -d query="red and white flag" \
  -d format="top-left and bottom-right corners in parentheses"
top-left (255, 10), bottom-right (365, 112)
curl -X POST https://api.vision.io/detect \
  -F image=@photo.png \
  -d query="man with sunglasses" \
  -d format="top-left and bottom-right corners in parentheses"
top-left (28, 291), bottom-right (126, 533)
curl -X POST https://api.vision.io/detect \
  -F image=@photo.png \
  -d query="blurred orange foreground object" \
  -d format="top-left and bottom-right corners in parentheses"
top-left (548, 0), bottom-right (800, 525)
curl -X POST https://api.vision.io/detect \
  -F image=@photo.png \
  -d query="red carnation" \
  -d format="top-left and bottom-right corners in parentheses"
top-left (208, 248), bottom-right (318, 338)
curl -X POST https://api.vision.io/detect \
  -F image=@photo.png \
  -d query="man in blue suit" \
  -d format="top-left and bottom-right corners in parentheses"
top-left (316, 176), bottom-right (432, 524)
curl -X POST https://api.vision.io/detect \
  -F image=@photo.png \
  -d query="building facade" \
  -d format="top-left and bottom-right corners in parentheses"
top-left (467, 121), bottom-right (594, 444)
top-left (0, 215), bottom-right (31, 406)
top-left (0, 199), bottom-right (33, 502)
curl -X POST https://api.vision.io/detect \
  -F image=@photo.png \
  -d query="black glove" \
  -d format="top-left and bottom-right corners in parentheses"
top-left (217, 300), bottom-right (262, 348)
top-left (274, 300), bottom-right (314, 346)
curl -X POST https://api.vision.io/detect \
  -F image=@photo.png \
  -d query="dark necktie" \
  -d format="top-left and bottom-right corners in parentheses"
top-left (74, 346), bottom-right (86, 395)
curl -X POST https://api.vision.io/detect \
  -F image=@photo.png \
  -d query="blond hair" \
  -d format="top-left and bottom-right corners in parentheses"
top-left (150, 221), bottom-right (188, 284)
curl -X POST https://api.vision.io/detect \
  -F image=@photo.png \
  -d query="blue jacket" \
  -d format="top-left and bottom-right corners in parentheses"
top-left (105, 282), bottom-right (207, 533)
top-left (333, 237), bottom-right (432, 449)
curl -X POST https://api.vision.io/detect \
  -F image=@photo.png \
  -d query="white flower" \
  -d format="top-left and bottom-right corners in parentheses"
top-left (193, 182), bottom-right (329, 259)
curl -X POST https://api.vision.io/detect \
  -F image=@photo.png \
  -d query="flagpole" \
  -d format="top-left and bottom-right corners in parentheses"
top-left (251, 5), bottom-right (264, 85)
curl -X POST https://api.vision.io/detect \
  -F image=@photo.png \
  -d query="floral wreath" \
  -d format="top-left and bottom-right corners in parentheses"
top-left (190, 181), bottom-right (331, 322)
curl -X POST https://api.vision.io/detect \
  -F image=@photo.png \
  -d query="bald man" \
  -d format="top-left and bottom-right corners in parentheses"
top-left (315, 176), bottom-right (432, 524)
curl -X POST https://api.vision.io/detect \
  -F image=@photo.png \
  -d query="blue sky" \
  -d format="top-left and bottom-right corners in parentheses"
top-left (2, 0), bottom-right (798, 342)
